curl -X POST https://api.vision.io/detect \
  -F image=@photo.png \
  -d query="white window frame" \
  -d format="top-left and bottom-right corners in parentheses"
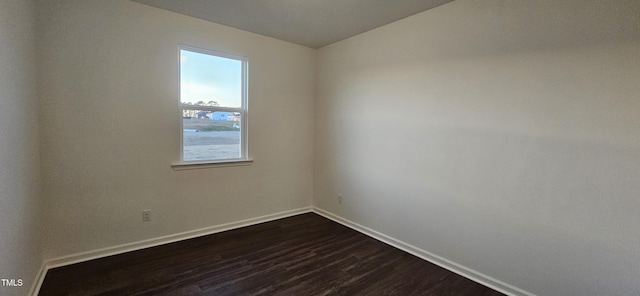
top-left (172, 45), bottom-right (251, 170)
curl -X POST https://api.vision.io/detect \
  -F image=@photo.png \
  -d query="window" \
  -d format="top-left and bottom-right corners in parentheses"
top-left (178, 46), bottom-right (248, 165)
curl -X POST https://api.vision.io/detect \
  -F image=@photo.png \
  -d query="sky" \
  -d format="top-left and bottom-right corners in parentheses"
top-left (180, 49), bottom-right (242, 108)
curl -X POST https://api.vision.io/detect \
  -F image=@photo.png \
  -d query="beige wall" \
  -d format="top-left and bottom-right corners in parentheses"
top-left (0, 0), bottom-right (42, 295)
top-left (315, 1), bottom-right (640, 295)
top-left (38, 0), bottom-right (315, 259)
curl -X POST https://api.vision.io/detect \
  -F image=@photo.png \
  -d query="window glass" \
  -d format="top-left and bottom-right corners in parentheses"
top-left (179, 47), bottom-right (247, 163)
top-left (180, 50), bottom-right (242, 108)
top-left (182, 111), bottom-right (242, 161)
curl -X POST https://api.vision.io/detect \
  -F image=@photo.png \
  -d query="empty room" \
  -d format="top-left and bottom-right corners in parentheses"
top-left (1, 0), bottom-right (639, 295)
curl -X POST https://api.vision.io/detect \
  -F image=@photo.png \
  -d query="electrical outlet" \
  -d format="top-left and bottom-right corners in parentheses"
top-left (338, 194), bottom-right (343, 204)
top-left (142, 210), bottom-right (151, 222)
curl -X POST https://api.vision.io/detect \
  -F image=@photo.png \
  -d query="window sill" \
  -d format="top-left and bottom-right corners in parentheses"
top-left (172, 159), bottom-right (253, 171)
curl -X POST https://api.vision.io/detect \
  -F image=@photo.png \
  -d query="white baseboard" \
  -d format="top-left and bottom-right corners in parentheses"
top-left (28, 261), bottom-right (47, 296)
top-left (31, 206), bottom-right (532, 296)
top-left (312, 207), bottom-right (535, 296)
top-left (31, 207), bottom-right (312, 295)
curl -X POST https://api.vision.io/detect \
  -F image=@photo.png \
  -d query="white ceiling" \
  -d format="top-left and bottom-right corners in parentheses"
top-left (132, 0), bottom-right (454, 48)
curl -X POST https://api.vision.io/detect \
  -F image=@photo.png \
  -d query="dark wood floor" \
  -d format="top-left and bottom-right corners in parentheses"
top-left (39, 213), bottom-right (504, 296)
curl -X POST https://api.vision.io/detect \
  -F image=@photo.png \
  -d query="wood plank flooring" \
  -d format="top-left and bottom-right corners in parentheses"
top-left (39, 213), bottom-right (504, 295)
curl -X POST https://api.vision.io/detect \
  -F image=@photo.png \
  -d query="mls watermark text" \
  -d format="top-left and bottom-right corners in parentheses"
top-left (1, 279), bottom-right (23, 287)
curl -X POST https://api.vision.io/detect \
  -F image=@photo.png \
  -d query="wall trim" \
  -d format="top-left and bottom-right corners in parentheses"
top-left (312, 207), bottom-right (535, 296)
top-left (28, 261), bottom-right (47, 296)
top-left (31, 206), bottom-right (312, 295)
top-left (31, 206), bottom-right (532, 296)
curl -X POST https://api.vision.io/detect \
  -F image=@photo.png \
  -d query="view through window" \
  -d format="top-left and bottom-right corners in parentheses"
top-left (179, 47), bottom-right (247, 162)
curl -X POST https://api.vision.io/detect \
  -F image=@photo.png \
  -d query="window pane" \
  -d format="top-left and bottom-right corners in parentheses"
top-left (183, 111), bottom-right (242, 161)
top-left (180, 49), bottom-right (242, 108)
